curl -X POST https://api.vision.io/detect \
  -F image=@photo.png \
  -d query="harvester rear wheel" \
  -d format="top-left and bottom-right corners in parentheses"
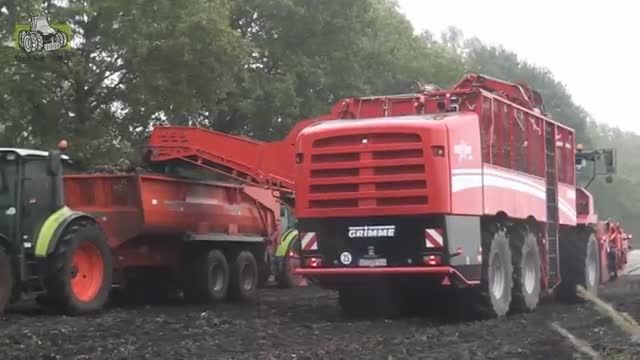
top-left (510, 225), bottom-right (541, 312)
top-left (183, 248), bottom-right (229, 303)
top-left (558, 228), bottom-right (600, 302)
top-left (228, 250), bottom-right (258, 302)
top-left (477, 223), bottom-right (513, 318)
top-left (0, 247), bottom-right (13, 314)
top-left (43, 221), bottom-right (112, 315)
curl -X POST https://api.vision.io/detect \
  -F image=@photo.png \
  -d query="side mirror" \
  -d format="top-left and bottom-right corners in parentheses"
top-left (48, 150), bottom-right (62, 176)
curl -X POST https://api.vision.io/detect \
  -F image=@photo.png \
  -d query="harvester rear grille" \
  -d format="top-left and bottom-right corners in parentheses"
top-left (307, 132), bottom-right (428, 209)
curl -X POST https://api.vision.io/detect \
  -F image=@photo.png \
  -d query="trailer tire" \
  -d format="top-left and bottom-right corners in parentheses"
top-left (558, 229), bottom-right (600, 302)
top-left (478, 224), bottom-right (513, 318)
top-left (183, 248), bottom-right (229, 303)
top-left (228, 250), bottom-right (258, 302)
top-left (510, 226), bottom-right (541, 312)
top-left (0, 247), bottom-right (12, 314)
top-left (43, 221), bottom-right (112, 315)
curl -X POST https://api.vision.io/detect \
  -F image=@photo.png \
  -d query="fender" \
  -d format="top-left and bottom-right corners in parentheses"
top-left (274, 228), bottom-right (299, 258)
top-left (34, 206), bottom-right (99, 257)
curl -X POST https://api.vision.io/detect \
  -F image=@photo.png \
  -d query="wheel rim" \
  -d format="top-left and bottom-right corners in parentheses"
top-left (210, 263), bottom-right (225, 292)
top-left (240, 263), bottom-right (255, 291)
top-left (524, 250), bottom-right (537, 294)
top-left (70, 242), bottom-right (104, 302)
top-left (490, 253), bottom-right (505, 299)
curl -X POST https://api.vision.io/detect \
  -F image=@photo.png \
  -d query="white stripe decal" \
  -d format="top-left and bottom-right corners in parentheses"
top-left (451, 168), bottom-right (576, 220)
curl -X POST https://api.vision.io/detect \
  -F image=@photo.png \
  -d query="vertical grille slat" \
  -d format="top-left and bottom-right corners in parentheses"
top-left (307, 132), bottom-right (428, 209)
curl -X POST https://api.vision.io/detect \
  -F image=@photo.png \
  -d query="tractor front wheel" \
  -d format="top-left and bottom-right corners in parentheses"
top-left (43, 221), bottom-right (113, 315)
top-left (0, 247), bottom-right (13, 314)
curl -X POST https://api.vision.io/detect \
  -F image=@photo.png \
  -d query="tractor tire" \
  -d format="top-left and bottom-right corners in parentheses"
top-left (558, 229), bottom-right (600, 302)
top-left (510, 226), bottom-right (541, 312)
top-left (182, 247), bottom-right (229, 303)
top-left (30, 32), bottom-right (43, 52)
top-left (0, 247), bottom-right (13, 315)
top-left (275, 236), bottom-right (303, 288)
top-left (55, 31), bottom-right (67, 47)
top-left (42, 221), bottom-right (113, 315)
top-left (228, 250), bottom-right (258, 302)
top-left (477, 223), bottom-right (513, 318)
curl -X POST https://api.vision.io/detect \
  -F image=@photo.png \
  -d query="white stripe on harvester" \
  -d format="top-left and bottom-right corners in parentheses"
top-left (451, 168), bottom-right (576, 221)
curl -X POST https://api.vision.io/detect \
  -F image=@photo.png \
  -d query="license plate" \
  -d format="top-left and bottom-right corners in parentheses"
top-left (358, 258), bottom-right (387, 267)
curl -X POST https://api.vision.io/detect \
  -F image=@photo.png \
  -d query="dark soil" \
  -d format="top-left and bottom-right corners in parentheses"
top-left (1, 277), bottom-right (639, 360)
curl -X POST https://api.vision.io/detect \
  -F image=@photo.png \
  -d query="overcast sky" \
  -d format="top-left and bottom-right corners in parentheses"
top-left (397, 0), bottom-right (640, 134)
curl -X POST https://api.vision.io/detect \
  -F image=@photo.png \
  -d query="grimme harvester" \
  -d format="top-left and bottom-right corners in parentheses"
top-left (146, 73), bottom-right (629, 318)
top-left (0, 144), bottom-right (300, 315)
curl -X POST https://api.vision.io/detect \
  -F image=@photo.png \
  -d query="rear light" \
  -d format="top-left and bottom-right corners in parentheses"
top-left (423, 255), bottom-right (441, 266)
top-left (305, 257), bottom-right (322, 267)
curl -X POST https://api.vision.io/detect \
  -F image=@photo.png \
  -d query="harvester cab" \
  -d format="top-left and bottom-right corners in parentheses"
top-left (575, 145), bottom-right (616, 187)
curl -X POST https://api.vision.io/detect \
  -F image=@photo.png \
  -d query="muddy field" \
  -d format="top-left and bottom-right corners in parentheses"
top-left (1, 276), bottom-right (639, 360)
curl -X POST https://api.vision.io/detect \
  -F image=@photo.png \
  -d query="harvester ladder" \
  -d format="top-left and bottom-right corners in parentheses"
top-left (545, 124), bottom-right (560, 286)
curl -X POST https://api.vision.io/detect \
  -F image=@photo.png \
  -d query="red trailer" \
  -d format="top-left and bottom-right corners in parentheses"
top-left (146, 73), bottom-right (621, 318)
top-left (62, 173), bottom-right (280, 303)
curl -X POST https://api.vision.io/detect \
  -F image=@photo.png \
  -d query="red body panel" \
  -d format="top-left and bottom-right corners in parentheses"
top-left (295, 116), bottom-right (450, 218)
top-left (63, 174), bottom-right (279, 269)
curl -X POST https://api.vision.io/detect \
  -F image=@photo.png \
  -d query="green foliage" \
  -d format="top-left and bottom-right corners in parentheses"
top-left (0, 0), bottom-right (637, 238)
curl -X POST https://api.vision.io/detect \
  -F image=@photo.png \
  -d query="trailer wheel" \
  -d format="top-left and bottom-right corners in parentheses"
top-left (183, 248), bottom-right (229, 303)
top-left (43, 221), bottom-right (113, 315)
top-left (228, 250), bottom-right (258, 302)
top-left (558, 229), bottom-right (600, 302)
top-left (0, 247), bottom-right (13, 314)
top-left (478, 224), bottom-right (513, 318)
top-left (510, 226), bottom-right (541, 312)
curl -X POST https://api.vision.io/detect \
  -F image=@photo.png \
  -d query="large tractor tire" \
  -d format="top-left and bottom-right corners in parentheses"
top-left (182, 247), bottom-right (229, 303)
top-left (477, 223), bottom-right (513, 318)
top-left (558, 228), bottom-right (600, 302)
top-left (43, 221), bottom-right (113, 315)
top-left (510, 225), bottom-right (541, 312)
top-left (228, 250), bottom-right (259, 302)
top-left (0, 247), bottom-right (13, 314)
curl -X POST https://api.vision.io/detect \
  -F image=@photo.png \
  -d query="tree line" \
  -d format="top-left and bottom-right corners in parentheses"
top-left (0, 0), bottom-right (637, 241)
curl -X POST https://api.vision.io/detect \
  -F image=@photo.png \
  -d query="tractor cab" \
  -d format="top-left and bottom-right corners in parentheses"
top-left (0, 147), bottom-right (68, 255)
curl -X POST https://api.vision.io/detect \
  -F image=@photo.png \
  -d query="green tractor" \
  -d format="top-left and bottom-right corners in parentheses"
top-left (0, 146), bottom-right (111, 315)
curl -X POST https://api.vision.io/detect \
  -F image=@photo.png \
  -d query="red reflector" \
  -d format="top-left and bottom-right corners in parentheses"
top-left (423, 255), bottom-right (441, 266)
top-left (305, 257), bottom-right (322, 268)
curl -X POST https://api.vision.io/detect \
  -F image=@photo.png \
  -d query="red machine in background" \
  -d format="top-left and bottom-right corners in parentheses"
top-left (147, 73), bottom-right (626, 318)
